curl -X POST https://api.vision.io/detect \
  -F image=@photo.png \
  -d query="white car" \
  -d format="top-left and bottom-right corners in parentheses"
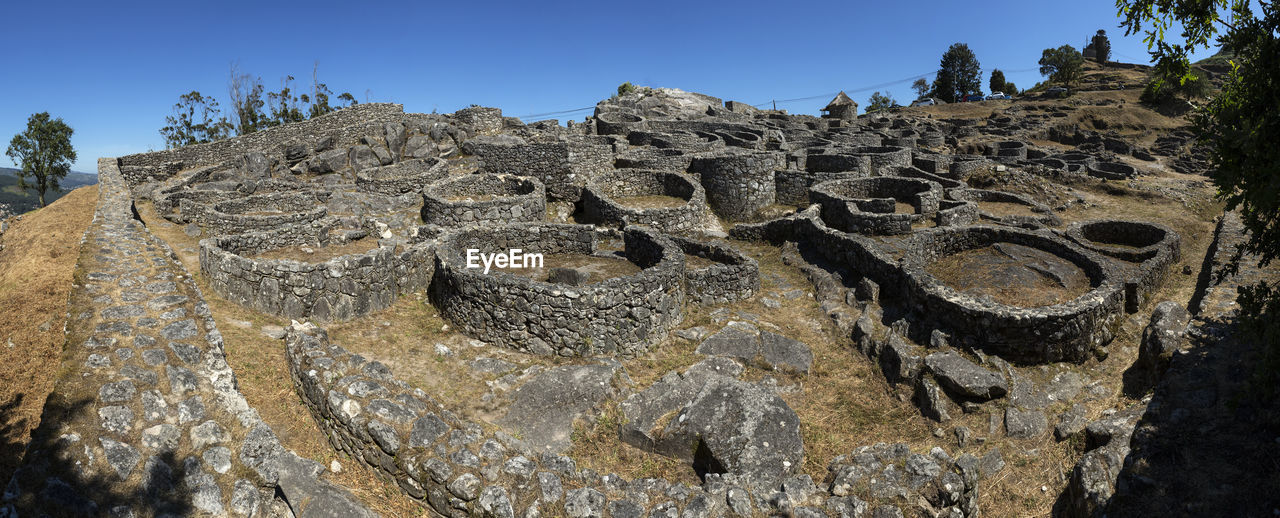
top-left (986, 92), bottom-right (1011, 100)
top-left (910, 98), bottom-right (937, 107)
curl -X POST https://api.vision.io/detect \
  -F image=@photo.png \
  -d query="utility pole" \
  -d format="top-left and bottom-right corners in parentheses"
top-left (772, 100), bottom-right (777, 110)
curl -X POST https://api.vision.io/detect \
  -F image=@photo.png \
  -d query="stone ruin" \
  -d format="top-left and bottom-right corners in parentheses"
top-left (4, 85), bottom-right (1242, 517)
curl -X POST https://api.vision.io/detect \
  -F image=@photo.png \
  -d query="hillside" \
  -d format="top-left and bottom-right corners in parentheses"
top-left (0, 168), bottom-right (98, 216)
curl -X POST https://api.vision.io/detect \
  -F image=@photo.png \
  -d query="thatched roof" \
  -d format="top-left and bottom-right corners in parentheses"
top-left (824, 91), bottom-right (857, 109)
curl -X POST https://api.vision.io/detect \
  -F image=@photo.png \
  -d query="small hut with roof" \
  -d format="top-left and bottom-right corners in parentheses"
top-left (821, 91), bottom-right (858, 121)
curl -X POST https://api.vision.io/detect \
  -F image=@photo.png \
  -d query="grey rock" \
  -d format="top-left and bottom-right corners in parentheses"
top-left (168, 341), bottom-right (201, 364)
top-left (924, 351), bottom-right (1008, 400)
top-left (564, 487), bottom-right (606, 518)
top-left (141, 348), bottom-right (168, 366)
top-left (1005, 407), bottom-right (1047, 438)
top-left (99, 379), bottom-right (137, 403)
top-left (204, 446), bottom-right (233, 474)
top-left (310, 148), bottom-right (348, 173)
top-left (497, 363), bottom-right (622, 453)
top-left (140, 423), bottom-right (180, 451)
top-left (915, 377), bottom-right (951, 422)
top-left (478, 486), bottom-right (515, 518)
top-left (99, 437), bottom-right (141, 479)
top-left (697, 321), bottom-right (812, 374)
top-left (537, 471), bottom-right (563, 502)
top-left (141, 390), bottom-right (167, 421)
top-left (231, 479), bottom-right (261, 516)
top-left (191, 420), bottom-right (230, 449)
top-left (160, 319), bottom-right (198, 340)
top-left (1139, 301), bottom-right (1190, 374)
top-left (120, 365), bottom-right (158, 386)
top-left (178, 395), bottom-right (206, 424)
top-left (448, 473), bottom-right (482, 501)
top-left (409, 414), bottom-right (450, 448)
top-left (880, 333), bottom-right (923, 384)
top-left (166, 364), bottom-right (199, 395)
top-left (98, 405), bottom-right (134, 434)
top-left (1055, 403), bottom-right (1089, 441)
top-left (470, 357), bottom-right (518, 375)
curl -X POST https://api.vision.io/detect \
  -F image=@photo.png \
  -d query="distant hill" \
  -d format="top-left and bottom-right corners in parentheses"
top-left (0, 167), bottom-right (98, 215)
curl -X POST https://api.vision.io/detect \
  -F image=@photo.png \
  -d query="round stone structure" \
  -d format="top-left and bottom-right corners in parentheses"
top-left (420, 173), bottom-right (546, 227)
top-left (581, 169), bottom-right (707, 233)
top-left (669, 236), bottom-right (760, 305)
top-left (688, 151), bottom-right (785, 221)
top-left (430, 224), bottom-right (685, 357)
top-left (809, 176), bottom-right (944, 235)
top-left (900, 225), bottom-right (1125, 363)
top-left (355, 157), bottom-right (450, 195)
top-left (1066, 219), bottom-right (1182, 312)
top-left (188, 191), bottom-right (329, 236)
top-left (200, 228), bottom-right (435, 321)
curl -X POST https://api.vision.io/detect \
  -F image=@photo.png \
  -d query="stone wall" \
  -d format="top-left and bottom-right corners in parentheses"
top-left (117, 103), bottom-right (408, 185)
top-left (581, 169), bottom-right (707, 233)
top-left (430, 224), bottom-right (685, 357)
top-left (420, 173), bottom-right (546, 227)
top-left (465, 138), bottom-right (614, 201)
top-left (200, 230), bottom-right (434, 321)
top-left (355, 157), bottom-right (451, 195)
top-left (670, 236), bottom-right (761, 305)
top-left (899, 226), bottom-right (1126, 363)
top-left (1066, 220), bottom-right (1181, 313)
top-left (688, 151), bottom-right (785, 221)
top-left (774, 170), bottom-right (868, 206)
top-left (809, 177), bottom-right (943, 235)
top-left (284, 322), bottom-right (983, 518)
top-left (184, 191), bottom-right (329, 236)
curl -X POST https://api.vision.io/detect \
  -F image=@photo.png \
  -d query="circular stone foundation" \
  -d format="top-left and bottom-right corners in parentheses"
top-left (688, 151), bottom-right (785, 221)
top-left (355, 157), bottom-right (450, 195)
top-left (809, 176), bottom-right (944, 235)
top-left (1065, 219), bottom-right (1180, 263)
top-left (581, 169), bottom-right (707, 232)
top-left (1066, 219), bottom-right (1182, 313)
top-left (595, 111), bottom-right (647, 135)
top-left (954, 189), bottom-right (1060, 228)
top-left (430, 224), bottom-right (685, 357)
top-left (420, 173), bottom-right (546, 226)
top-left (191, 191), bottom-right (329, 236)
top-left (901, 225), bottom-right (1125, 363)
top-left (200, 228), bottom-right (434, 321)
top-left (669, 236), bottom-right (760, 305)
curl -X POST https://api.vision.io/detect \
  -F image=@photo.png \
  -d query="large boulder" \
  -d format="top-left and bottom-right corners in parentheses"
top-left (309, 149), bottom-right (347, 174)
top-left (496, 363), bottom-right (624, 453)
top-left (696, 321), bottom-right (812, 374)
top-left (618, 358), bottom-right (803, 490)
top-left (924, 351), bottom-right (1008, 400)
top-left (1138, 301), bottom-right (1190, 375)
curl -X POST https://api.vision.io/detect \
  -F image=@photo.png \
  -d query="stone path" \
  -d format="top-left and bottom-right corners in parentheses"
top-left (1105, 213), bottom-right (1280, 516)
top-left (2, 158), bottom-right (372, 517)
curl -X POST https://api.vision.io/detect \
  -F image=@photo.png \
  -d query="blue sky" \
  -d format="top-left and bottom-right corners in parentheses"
top-left (3, 0), bottom-right (1217, 174)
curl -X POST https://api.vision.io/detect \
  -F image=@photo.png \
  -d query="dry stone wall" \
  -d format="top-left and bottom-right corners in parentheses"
top-left (420, 173), bottom-right (546, 227)
top-left (581, 169), bottom-right (707, 233)
top-left (431, 224), bottom-right (685, 357)
top-left (200, 230), bottom-right (434, 322)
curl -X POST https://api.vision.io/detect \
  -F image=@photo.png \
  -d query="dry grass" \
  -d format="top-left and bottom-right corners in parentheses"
top-left (979, 201), bottom-right (1040, 219)
top-left (492, 253), bottom-right (642, 282)
top-left (614, 194), bottom-right (688, 209)
top-left (0, 185), bottom-right (98, 484)
top-left (926, 244), bottom-right (1093, 308)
